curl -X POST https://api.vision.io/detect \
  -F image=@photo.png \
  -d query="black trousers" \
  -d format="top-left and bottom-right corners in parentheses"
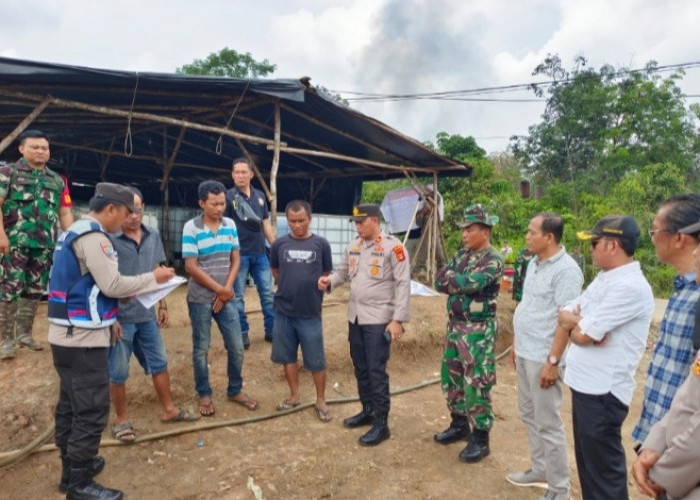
top-left (571, 389), bottom-right (629, 500)
top-left (348, 321), bottom-right (391, 414)
top-left (51, 344), bottom-right (110, 463)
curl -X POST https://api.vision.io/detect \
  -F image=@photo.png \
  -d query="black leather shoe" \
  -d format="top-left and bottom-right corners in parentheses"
top-left (459, 429), bottom-right (490, 463)
top-left (434, 413), bottom-right (470, 445)
top-left (343, 404), bottom-right (374, 428)
top-left (359, 414), bottom-right (390, 446)
top-left (59, 455), bottom-right (105, 493)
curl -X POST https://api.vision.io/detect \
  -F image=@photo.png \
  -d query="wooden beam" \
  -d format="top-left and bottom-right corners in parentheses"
top-left (0, 95), bottom-right (53, 155)
top-left (267, 145), bottom-right (435, 174)
top-left (0, 88), bottom-right (279, 147)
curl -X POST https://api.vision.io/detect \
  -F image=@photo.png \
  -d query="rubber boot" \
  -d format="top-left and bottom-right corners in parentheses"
top-left (434, 413), bottom-right (471, 445)
top-left (343, 403), bottom-right (375, 428)
top-left (0, 301), bottom-right (17, 359)
top-left (59, 450), bottom-right (106, 493)
top-left (15, 297), bottom-right (42, 350)
top-left (359, 413), bottom-right (390, 446)
top-left (459, 428), bottom-right (490, 463)
top-left (66, 463), bottom-right (122, 500)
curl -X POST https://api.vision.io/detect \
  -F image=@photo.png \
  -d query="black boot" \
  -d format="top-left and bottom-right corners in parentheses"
top-left (66, 463), bottom-right (123, 500)
top-left (343, 403), bottom-right (375, 428)
top-left (459, 428), bottom-right (490, 463)
top-left (59, 452), bottom-right (106, 493)
top-left (434, 413), bottom-right (470, 445)
top-left (359, 413), bottom-right (390, 446)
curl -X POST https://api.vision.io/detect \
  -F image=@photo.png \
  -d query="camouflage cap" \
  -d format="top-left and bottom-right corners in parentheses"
top-left (457, 204), bottom-right (499, 228)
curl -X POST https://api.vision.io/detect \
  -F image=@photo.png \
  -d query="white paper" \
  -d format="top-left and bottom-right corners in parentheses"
top-left (136, 275), bottom-right (187, 309)
top-left (410, 280), bottom-right (440, 297)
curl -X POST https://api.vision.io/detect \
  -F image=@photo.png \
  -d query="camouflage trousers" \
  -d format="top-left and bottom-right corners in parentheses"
top-left (440, 317), bottom-right (497, 431)
top-left (0, 246), bottom-right (53, 301)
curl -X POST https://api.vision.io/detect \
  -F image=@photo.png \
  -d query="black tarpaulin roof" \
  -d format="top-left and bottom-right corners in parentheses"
top-left (0, 57), bottom-right (468, 214)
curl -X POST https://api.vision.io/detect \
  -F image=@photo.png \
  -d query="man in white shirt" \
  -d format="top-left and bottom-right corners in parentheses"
top-left (507, 213), bottom-right (583, 500)
top-left (557, 215), bottom-right (655, 500)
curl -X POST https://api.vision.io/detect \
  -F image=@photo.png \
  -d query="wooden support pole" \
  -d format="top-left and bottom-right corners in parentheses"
top-left (0, 95), bottom-right (53, 155)
top-left (161, 125), bottom-right (187, 190)
top-left (269, 103), bottom-right (281, 233)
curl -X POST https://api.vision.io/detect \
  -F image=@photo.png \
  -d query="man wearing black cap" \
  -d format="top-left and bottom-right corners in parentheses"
top-left (48, 182), bottom-right (175, 500)
top-left (318, 203), bottom-right (410, 446)
top-left (557, 215), bottom-right (654, 500)
top-left (0, 129), bottom-right (74, 358)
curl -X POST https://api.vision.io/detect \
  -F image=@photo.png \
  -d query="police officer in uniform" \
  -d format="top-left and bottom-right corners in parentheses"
top-left (48, 183), bottom-right (175, 500)
top-left (318, 204), bottom-right (410, 446)
top-left (632, 351), bottom-right (700, 499)
top-left (433, 204), bottom-right (504, 463)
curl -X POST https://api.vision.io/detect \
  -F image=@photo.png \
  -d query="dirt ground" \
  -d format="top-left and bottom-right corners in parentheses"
top-left (0, 284), bottom-right (658, 500)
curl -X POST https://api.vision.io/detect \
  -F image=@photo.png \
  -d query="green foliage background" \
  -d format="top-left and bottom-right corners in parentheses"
top-left (363, 56), bottom-right (700, 297)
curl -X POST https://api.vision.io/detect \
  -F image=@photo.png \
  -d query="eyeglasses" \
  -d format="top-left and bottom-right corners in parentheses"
top-left (648, 228), bottom-right (674, 238)
top-left (591, 238), bottom-right (603, 249)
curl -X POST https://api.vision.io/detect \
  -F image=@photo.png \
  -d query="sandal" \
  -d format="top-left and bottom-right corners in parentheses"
top-left (112, 422), bottom-right (136, 443)
top-left (199, 398), bottom-right (216, 417)
top-left (276, 399), bottom-right (301, 411)
top-left (228, 393), bottom-right (259, 411)
top-left (314, 405), bottom-right (332, 423)
top-left (161, 408), bottom-right (201, 423)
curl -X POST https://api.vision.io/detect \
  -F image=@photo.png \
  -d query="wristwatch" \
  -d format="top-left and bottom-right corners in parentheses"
top-left (548, 355), bottom-right (559, 366)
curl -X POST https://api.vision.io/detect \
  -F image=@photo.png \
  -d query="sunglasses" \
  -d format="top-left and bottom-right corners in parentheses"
top-left (591, 238), bottom-right (603, 249)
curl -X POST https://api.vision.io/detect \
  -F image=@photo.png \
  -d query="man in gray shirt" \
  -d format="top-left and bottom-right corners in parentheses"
top-left (506, 212), bottom-right (583, 500)
top-left (108, 188), bottom-right (198, 444)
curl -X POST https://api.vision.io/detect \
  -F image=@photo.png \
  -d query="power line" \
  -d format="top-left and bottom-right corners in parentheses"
top-left (335, 60), bottom-right (700, 103)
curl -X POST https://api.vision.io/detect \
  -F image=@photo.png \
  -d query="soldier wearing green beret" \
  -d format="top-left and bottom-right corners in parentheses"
top-left (433, 204), bottom-right (504, 463)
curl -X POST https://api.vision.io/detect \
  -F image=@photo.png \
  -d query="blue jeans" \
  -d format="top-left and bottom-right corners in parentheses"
top-left (188, 301), bottom-right (245, 398)
top-left (233, 253), bottom-right (275, 336)
top-left (109, 320), bottom-right (168, 384)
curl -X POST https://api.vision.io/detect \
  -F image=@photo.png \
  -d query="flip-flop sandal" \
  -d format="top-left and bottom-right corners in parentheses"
top-left (112, 422), bottom-right (136, 443)
top-left (314, 405), bottom-right (332, 423)
top-left (228, 394), bottom-right (259, 411)
top-left (161, 408), bottom-right (201, 423)
top-left (199, 399), bottom-right (216, 417)
top-left (276, 399), bottom-right (301, 411)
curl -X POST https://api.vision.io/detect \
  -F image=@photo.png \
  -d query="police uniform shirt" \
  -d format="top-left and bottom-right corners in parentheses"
top-left (330, 231), bottom-right (410, 325)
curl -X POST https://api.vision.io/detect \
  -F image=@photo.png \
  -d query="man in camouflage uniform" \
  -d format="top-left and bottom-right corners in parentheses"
top-left (0, 130), bottom-right (73, 358)
top-left (511, 247), bottom-right (535, 303)
top-left (433, 204), bottom-right (503, 463)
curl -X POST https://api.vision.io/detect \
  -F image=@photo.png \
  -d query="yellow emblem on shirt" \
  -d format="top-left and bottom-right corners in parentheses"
top-left (692, 357), bottom-right (700, 377)
top-left (370, 267), bottom-right (379, 276)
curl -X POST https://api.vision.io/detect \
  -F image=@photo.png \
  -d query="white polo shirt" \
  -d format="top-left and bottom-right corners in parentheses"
top-left (563, 261), bottom-right (654, 405)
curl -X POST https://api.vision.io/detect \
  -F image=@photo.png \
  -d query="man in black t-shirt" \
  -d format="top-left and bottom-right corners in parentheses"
top-left (269, 200), bottom-right (333, 422)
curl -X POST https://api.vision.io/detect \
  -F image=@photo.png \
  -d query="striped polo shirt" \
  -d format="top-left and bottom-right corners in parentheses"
top-left (181, 215), bottom-right (239, 303)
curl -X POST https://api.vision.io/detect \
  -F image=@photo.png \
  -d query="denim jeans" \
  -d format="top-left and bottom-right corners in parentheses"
top-left (109, 319), bottom-right (168, 384)
top-left (233, 253), bottom-right (275, 336)
top-left (188, 301), bottom-right (245, 398)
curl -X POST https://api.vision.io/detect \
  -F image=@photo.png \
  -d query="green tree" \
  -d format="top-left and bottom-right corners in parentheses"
top-left (511, 55), bottom-right (699, 192)
top-left (176, 47), bottom-right (276, 78)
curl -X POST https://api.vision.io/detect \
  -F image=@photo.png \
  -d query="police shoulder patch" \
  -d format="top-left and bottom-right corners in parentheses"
top-left (393, 245), bottom-right (406, 262)
top-left (100, 241), bottom-right (116, 258)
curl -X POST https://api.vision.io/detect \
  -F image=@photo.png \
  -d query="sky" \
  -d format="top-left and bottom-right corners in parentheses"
top-left (2, 0), bottom-right (699, 154)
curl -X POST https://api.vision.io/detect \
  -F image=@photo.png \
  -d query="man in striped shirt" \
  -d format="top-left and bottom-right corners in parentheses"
top-left (632, 194), bottom-right (700, 446)
top-left (182, 180), bottom-right (258, 417)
